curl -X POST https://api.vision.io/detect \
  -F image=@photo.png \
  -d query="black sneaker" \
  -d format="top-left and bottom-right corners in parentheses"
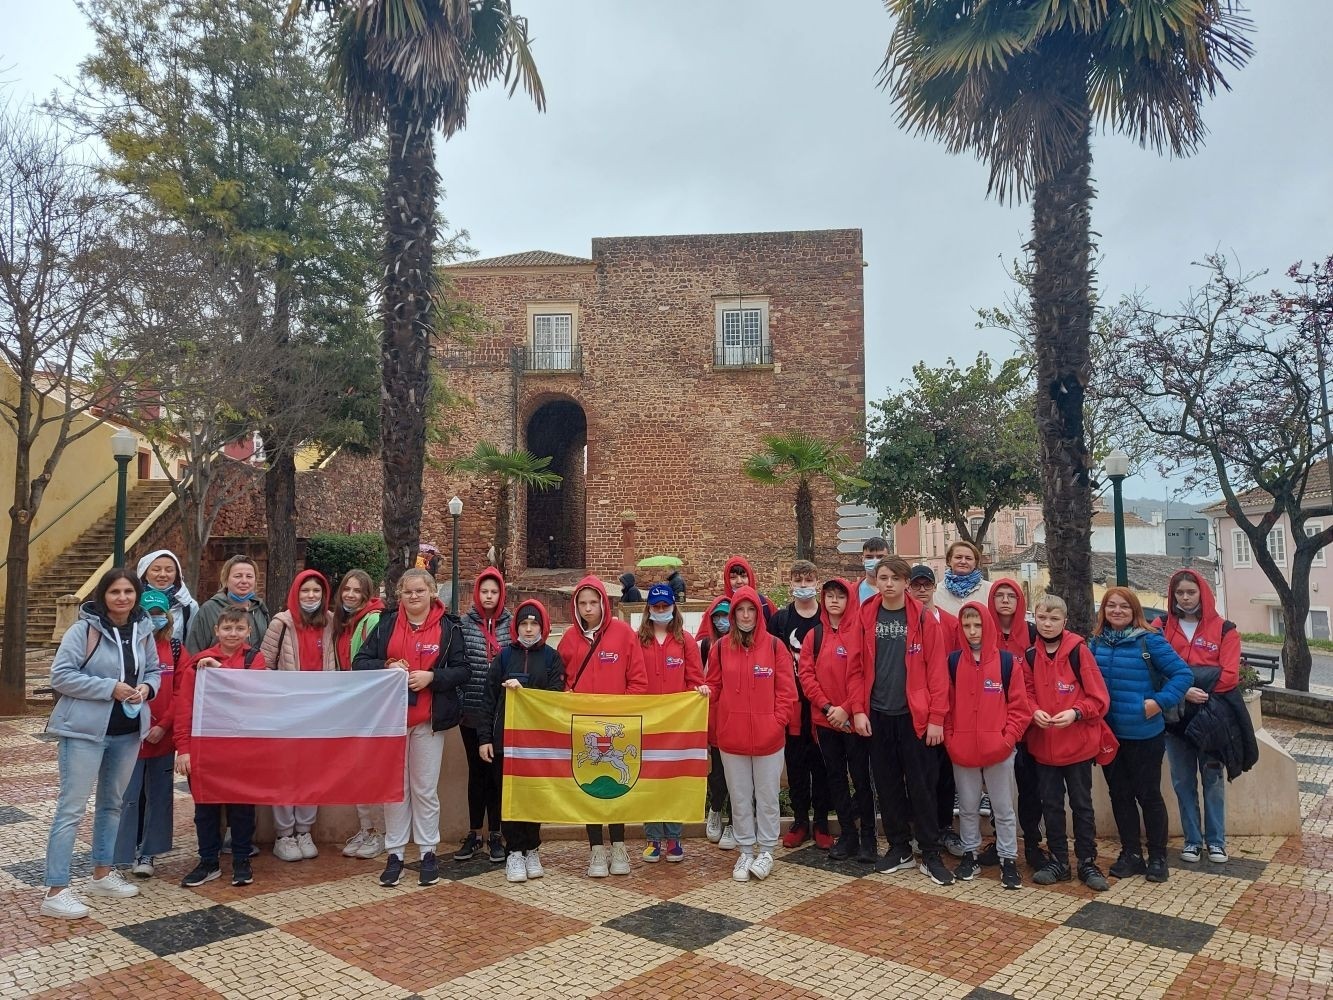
top-left (919, 852), bottom-right (956, 886)
top-left (1145, 855), bottom-right (1170, 883)
top-left (976, 842), bottom-right (1000, 867)
top-left (419, 850), bottom-right (440, 886)
top-left (380, 853), bottom-right (404, 887)
top-left (1078, 860), bottom-right (1110, 892)
top-left (1000, 858), bottom-right (1022, 890)
top-left (954, 852), bottom-right (981, 881)
top-left (453, 832), bottom-right (483, 862)
top-left (1024, 840), bottom-right (1053, 871)
top-left (1109, 851), bottom-right (1146, 879)
top-left (875, 843), bottom-right (915, 874)
top-left (487, 833), bottom-right (505, 864)
top-left (939, 829), bottom-right (966, 858)
top-left (857, 833), bottom-right (878, 865)
top-left (181, 862), bottom-right (221, 888)
top-left (978, 793), bottom-right (993, 817)
top-left (829, 832), bottom-right (856, 861)
top-left (1032, 858), bottom-right (1072, 885)
top-left (231, 858), bottom-right (253, 887)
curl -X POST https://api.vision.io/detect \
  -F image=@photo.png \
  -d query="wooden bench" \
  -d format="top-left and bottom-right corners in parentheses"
top-left (1240, 651), bottom-right (1280, 687)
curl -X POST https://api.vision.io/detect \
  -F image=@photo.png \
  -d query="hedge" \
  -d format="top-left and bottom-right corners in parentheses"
top-left (305, 532), bottom-right (389, 590)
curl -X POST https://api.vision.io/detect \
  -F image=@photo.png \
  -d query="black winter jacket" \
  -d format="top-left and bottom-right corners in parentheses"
top-left (459, 607), bottom-right (512, 728)
top-left (1167, 665), bottom-right (1259, 780)
top-left (352, 610), bottom-right (469, 732)
top-left (477, 643), bottom-right (565, 748)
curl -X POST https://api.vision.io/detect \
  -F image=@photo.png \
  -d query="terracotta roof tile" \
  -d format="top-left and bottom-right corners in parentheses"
top-left (1202, 457), bottom-right (1333, 513)
top-left (447, 250), bottom-right (593, 269)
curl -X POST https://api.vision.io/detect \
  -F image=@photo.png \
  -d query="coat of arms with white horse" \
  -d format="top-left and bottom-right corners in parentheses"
top-left (571, 715), bottom-right (642, 799)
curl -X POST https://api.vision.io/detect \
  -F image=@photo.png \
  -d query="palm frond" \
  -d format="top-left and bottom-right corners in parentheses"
top-left (450, 440), bottom-right (562, 490)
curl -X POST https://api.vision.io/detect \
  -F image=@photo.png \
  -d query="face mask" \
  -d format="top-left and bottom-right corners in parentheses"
top-left (518, 633), bottom-right (541, 649)
top-left (121, 699), bottom-right (142, 719)
top-left (149, 613), bottom-right (169, 631)
top-left (226, 591), bottom-right (250, 603)
top-left (342, 603), bottom-right (358, 614)
top-left (863, 559), bottom-right (880, 572)
top-left (737, 620), bottom-right (756, 633)
top-left (649, 610), bottom-right (674, 624)
top-left (792, 586), bottom-right (817, 601)
top-left (713, 618), bottom-right (731, 636)
top-left (299, 600), bottom-right (323, 614)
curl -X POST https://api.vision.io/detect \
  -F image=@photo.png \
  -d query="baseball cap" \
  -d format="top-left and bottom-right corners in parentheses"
top-left (140, 590), bottom-right (171, 613)
top-left (712, 599), bottom-right (730, 617)
top-left (908, 564), bottom-right (936, 583)
top-left (646, 583), bottom-right (675, 606)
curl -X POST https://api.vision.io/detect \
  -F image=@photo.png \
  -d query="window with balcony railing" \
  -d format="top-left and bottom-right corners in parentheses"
top-left (522, 344), bottom-right (582, 372)
top-left (714, 298), bottom-right (772, 368)
top-left (528, 313), bottom-right (580, 372)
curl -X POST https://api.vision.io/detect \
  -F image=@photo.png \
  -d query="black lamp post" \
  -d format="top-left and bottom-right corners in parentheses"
top-left (448, 495), bottom-right (462, 614)
top-left (111, 428), bottom-right (138, 567)
top-left (1104, 448), bottom-right (1130, 588)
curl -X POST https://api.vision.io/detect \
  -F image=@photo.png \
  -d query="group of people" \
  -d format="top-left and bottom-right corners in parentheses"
top-left (36, 537), bottom-right (1257, 921)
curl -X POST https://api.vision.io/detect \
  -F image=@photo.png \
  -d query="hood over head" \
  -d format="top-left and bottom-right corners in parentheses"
top-left (570, 575), bottom-right (612, 634)
top-left (136, 548), bottom-right (194, 607)
top-left (509, 599), bottom-right (552, 644)
top-left (987, 579), bottom-right (1028, 634)
top-left (286, 569), bottom-right (331, 616)
top-left (1165, 567), bottom-right (1218, 624)
top-left (726, 585), bottom-right (771, 643)
top-left (697, 594), bottom-right (731, 642)
top-left (618, 571), bottom-right (637, 590)
top-left (957, 600), bottom-right (1000, 659)
top-left (722, 556), bottom-right (758, 599)
top-left (471, 568), bottom-right (507, 621)
top-left (818, 578), bottom-right (853, 628)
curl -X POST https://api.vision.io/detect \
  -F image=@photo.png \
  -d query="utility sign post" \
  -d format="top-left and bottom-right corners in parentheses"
top-left (1165, 518), bottom-right (1210, 566)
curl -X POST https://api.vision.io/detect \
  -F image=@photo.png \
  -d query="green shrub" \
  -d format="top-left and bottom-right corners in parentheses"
top-left (1240, 631), bottom-right (1333, 652)
top-left (305, 532), bottom-right (388, 590)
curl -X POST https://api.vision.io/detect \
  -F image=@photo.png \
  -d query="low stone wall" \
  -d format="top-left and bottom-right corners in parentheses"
top-left (1261, 686), bottom-right (1333, 727)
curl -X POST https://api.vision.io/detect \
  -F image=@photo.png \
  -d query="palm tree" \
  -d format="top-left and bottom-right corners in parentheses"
top-left (289, 0), bottom-right (544, 593)
top-left (450, 442), bottom-right (561, 575)
top-left (877, 0), bottom-right (1252, 632)
top-left (743, 433), bottom-right (868, 562)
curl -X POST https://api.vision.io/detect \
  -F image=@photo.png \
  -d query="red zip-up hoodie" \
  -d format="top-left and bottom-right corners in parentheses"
top-left (927, 605), bottom-right (962, 653)
top-left (797, 579), bottom-right (865, 729)
top-left (858, 590), bottom-right (951, 738)
top-left (720, 555), bottom-right (777, 624)
top-left (174, 643), bottom-right (266, 758)
top-left (640, 624), bottom-right (705, 694)
top-left (945, 603), bottom-right (1032, 768)
top-left (139, 633), bottom-right (182, 760)
top-left (708, 587), bottom-right (797, 756)
top-left (558, 576), bottom-right (648, 694)
top-left (987, 581), bottom-right (1035, 659)
top-left (1158, 568), bottom-right (1240, 693)
top-left (335, 597), bottom-right (385, 670)
top-left (1022, 629), bottom-right (1110, 766)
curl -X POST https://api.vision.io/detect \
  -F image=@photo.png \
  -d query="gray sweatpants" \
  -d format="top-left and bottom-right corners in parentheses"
top-left (954, 752), bottom-right (1018, 860)
top-left (720, 749), bottom-right (784, 852)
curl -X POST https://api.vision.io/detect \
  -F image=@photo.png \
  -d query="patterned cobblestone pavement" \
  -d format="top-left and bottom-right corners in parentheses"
top-left (2, 714), bottom-right (1331, 999)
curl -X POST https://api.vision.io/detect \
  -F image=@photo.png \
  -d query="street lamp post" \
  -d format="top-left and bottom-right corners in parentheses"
top-left (448, 495), bottom-right (463, 615)
top-left (1104, 449), bottom-right (1131, 588)
top-left (111, 428), bottom-right (138, 568)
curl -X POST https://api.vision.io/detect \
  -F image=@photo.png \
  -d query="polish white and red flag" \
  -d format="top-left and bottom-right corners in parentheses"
top-left (191, 668), bottom-right (406, 805)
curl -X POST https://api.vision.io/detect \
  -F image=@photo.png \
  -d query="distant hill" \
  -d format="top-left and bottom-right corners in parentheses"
top-left (1122, 497), bottom-right (1210, 523)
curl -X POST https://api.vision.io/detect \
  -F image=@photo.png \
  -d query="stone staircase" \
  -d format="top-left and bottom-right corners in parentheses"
top-left (2, 481), bottom-right (175, 653)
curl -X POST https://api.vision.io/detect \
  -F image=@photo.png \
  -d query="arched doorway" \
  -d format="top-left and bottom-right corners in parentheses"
top-left (525, 398), bottom-right (587, 569)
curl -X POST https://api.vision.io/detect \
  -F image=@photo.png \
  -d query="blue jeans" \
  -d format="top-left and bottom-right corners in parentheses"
top-left (644, 822), bottom-right (683, 842)
top-left (1165, 733), bottom-right (1226, 850)
top-left (44, 733), bottom-right (141, 887)
top-left (114, 753), bottom-right (176, 865)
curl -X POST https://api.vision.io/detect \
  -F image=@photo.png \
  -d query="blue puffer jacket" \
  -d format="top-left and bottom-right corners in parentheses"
top-left (1089, 628), bottom-right (1192, 742)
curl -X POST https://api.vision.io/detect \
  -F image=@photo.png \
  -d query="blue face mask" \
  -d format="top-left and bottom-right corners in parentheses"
top-left (226, 591), bottom-right (251, 604)
top-left (121, 699), bottom-right (142, 719)
top-left (518, 633), bottom-right (541, 649)
top-left (863, 558), bottom-right (881, 572)
top-left (649, 610), bottom-right (674, 625)
top-left (149, 613), bottom-right (169, 632)
top-left (792, 586), bottom-right (817, 601)
top-left (713, 618), bottom-right (731, 636)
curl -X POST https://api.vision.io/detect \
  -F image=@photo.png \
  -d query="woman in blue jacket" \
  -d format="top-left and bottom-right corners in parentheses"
top-left (1089, 587), bottom-right (1191, 884)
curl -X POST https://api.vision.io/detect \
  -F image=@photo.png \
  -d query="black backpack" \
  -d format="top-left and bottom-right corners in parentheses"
top-left (947, 649), bottom-right (1015, 695)
top-left (1026, 644), bottom-right (1084, 687)
top-left (1088, 634), bottom-right (1165, 691)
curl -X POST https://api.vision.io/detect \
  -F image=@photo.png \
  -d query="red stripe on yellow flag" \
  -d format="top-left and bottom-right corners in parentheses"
top-left (501, 688), bottom-right (709, 824)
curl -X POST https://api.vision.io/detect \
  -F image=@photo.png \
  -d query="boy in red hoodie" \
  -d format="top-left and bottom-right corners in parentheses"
top-left (557, 575), bottom-right (648, 878)
top-left (798, 579), bottom-right (875, 863)
top-left (175, 607), bottom-right (266, 889)
top-left (1024, 594), bottom-right (1111, 891)
top-left (947, 603), bottom-right (1032, 889)
top-left (859, 555), bottom-right (955, 885)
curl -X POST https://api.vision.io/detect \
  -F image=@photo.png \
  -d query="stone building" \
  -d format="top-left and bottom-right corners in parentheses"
top-left (430, 228), bottom-right (867, 591)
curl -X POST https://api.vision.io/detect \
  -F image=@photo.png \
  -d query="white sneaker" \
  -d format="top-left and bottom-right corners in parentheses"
top-left (355, 830), bottom-right (385, 860)
top-left (505, 851), bottom-right (528, 883)
top-left (274, 835), bottom-right (303, 862)
top-left (749, 850), bottom-right (774, 881)
top-left (609, 842), bottom-right (631, 875)
top-left (39, 888), bottom-right (89, 919)
top-left (86, 869), bottom-right (140, 898)
top-left (342, 830), bottom-right (369, 857)
top-left (295, 832), bottom-right (319, 859)
top-left (1208, 846), bottom-right (1229, 864)
top-left (732, 852), bottom-right (753, 882)
top-left (525, 850), bottom-right (545, 879)
top-left (587, 845), bottom-right (609, 878)
top-left (706, 809), bottom-right (723, 843)
top-left (719, 825), bottom-right (738, 850)
top-left (130, 856), bottom-right (155, 879)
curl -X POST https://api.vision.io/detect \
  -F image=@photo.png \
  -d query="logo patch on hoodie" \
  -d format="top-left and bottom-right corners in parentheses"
top-left (1056, 681), bottom-right (1077, 694)
top-left (1192, 638), bottom-right (1219, 653)
top-left (753, 664), bottom-right (774, 678)
top-left (835, 645), bottom-right (847, 658)
top-left (665, 656), bottom-right (684, 669)
top-left (598, 651), bottom-right (619, 664)
top-left (908, 642), bottom-right (922, 655)
top-left (983, 678), bottom-right (1004, 693)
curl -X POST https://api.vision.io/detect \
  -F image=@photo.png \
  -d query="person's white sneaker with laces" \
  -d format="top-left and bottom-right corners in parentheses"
top-left (1208, 846), bottom-right (1229, 863)
top-left (86, 869), bottom-right (139, 898)
top-left (749, 851), bottom-right (775, 880)
top-left (609, 842), bottom-right (631, 875)
top-left (505, 851), bottom-right (528, 883)
top-left (130, 856), bottom-right (155, 878)
top-left (274, 835), bottom-right (303, 862)
top-left (39, 888), bottom-right (89, 919)
top-left (718, 825), bottom-right (738, 850)
top-left (587, 845), bottom-right (609, 878)
top-left (706, 809), bottom-right (723, 843)
top-left (355, 831), bottom-right (385, 859)
top-left (342, 831), bottom-right (368, 857)
top-left (525, 850), bottom-right (545, 879)
top-left (295, 832), bottom-right (319, 859)
top-left (732, 852), bottom-right (753, 882)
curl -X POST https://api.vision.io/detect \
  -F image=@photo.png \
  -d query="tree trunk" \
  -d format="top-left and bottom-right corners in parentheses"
top-left (380, 108), bottom-right (438, 602)
top-left (1, 405), bottom-right (37, 713)
top-left (1282, 554), bottom-right (1314, 691)
top-left (795, 480), bottom-right (815, 562)
top-left (1029, 67), bottom-right (1096, 635)
top-left (495, 480), bottom-right (510, 577)
top-left (264, 443), bottom-right (298, 612)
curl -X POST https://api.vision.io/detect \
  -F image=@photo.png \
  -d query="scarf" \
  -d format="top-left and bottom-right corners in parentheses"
top-left (479, 611), bottom-right (503, 660)
top-left (1098, 626), bottom-right (1138, 645)
top-left (943, 568), bottom-right (983, 599)
top-left (387, 600), bottom-right (446, 726)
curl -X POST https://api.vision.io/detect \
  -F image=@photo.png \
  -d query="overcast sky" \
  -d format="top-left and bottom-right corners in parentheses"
top-left (6, 1), bottom-right (1330, 502)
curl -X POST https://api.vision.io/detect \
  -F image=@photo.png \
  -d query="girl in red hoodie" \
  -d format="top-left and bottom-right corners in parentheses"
top-left (797, 579), bottom-right (875, 864)
top-left (557, 576), bottom-right (648, 878)
top-left (946, 603), bottom-right (1032, 889)
top-left (1024, 594), bottom-right (1112, 892)
top-left (636, 583), bottom-right (708, 863)
top-left (708, 587), bottom-right (797, 883)
top-left (260, 569), bottom-right (337, 863)
top-left (332, 569), bottom-right (387, 861)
